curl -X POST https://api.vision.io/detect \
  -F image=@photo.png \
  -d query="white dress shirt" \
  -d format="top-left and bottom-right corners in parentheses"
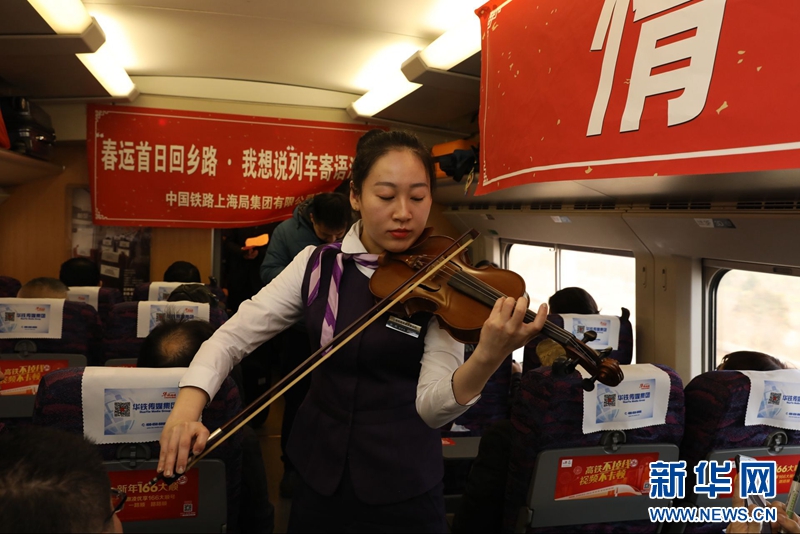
top-left (180, 220), bottom-right (478, 428)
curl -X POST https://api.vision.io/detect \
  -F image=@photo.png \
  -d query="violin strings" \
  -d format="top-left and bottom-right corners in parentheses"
top-left (414, 258), bottom-right (579, 348)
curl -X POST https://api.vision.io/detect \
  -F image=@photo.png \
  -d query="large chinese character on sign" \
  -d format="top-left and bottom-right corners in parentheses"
top-left (88, 106), bottom-right (374, 228)
top-left (477, 0), bottom-right (800, 193)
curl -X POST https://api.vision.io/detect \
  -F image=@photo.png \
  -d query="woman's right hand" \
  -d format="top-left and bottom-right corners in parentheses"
top-left (157, 386), bottom-right (210, 478)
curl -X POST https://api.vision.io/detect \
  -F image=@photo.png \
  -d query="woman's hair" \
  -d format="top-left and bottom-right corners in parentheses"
top-left (717, 351), bottom-right (788, 371)
top-left (350, 130), bottom-right (435, 195)
top-left (548, 287), bottom-right (599, 315)
top-left (163, 261), bottom-right (201, 283)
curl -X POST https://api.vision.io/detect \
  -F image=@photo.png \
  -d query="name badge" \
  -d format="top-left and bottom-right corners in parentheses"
top-left (386, 316), bottom-right (422, 338)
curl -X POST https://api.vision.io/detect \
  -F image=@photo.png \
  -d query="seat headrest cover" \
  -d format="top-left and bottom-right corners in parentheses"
top-left (741, 369), bottom-right (800, 430)
top-left (581, 363), bottom-right (671, 433)
top-left (136, 301), bottom-right (211, 338)
top-left (67, 286), bottom-right (101, 311)
top-left (0, 298), bottom-right (65, 339)
top-left (148, 282), bottom-right (202, 301)
top-left (560, 314), bottom-right (621, 350)
top-left (82, 366), bottom-right (187, 444)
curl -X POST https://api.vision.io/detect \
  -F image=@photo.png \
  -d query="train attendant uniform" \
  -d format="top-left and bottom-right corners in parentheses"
top-left (180, 220), bottom-right (476, 532)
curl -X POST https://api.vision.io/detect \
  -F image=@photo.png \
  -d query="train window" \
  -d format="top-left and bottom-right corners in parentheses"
top-left (714, 267), bottom-right (800, 368)
top-left (506, 243), bottom-right (636, 362)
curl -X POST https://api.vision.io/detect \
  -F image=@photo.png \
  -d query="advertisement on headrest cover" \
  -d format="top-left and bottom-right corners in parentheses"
top-left (582, 364), bottom-right (670, 434)
top-left (560, 314), bottom-right (620, 350)
top-left (148, 282), bottom-right (202, 302)
top-left (67, 287), bottom-right (101, 311)
top-left (741, 370), bottom-right (800, 430)
top-left (82, 367), bottom-right (187, 444)
top-left (136, 301), bottom-right (211, 338)
top-left (0, 298), bottom-right (64, 339)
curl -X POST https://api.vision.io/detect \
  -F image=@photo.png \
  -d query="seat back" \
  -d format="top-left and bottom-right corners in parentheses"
top-left (33, 367), bottom-right (242, 532)
top-left (67, 286), bottom-right (122, 325)
top-left (681, 370), bottom-right (800, 532)
top-left (506, 364), bottom-right (684, 532)
top-left (446, 344), bottom-right (512, 437)
top-left (523, 309), bottom-right (634, 371)
top-left (0, 276), bottom-right (21, 297)
top-left (102, 301), bottom-right (227, 363)
top-left (0, 299), bottom-right (102, 365)
top-left (0, 353), bottom-right (86, 418)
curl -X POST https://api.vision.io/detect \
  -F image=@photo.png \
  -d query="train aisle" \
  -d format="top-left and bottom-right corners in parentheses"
top-left (255, 394), bottom-right (291, 533)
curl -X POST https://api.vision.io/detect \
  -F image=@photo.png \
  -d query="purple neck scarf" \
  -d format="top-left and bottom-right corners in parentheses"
top-left (307, 242), bottom-right (379, 352)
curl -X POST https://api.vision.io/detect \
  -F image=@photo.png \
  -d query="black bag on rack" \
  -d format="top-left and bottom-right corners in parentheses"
top-left (0, 97), bottom-right (56, 161)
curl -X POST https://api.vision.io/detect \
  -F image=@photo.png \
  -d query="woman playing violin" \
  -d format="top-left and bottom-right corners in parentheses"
top-left (158, 130), bottom-right (548, 532)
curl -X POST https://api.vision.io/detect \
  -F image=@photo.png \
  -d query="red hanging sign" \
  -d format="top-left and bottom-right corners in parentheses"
top-left (0, 359), bottom-right (69, 396)
top-left (476, 0), bottom-right (800, 194)
top-left (87, 105), bottom-right (374, 228)
top-left (109, 469), bottom-right (199, 522)
top-left (554, 452), bottom-right (658, 500)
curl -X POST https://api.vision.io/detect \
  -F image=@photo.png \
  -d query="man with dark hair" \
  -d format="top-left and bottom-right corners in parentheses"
top-left (259, 192), bottom-right (350, 285)
top-left (17, 277), bottom-right (68, 299)
top-left (163, 261), bottom-right (202, 283)
top-left (0, 426), bottom-right (123, 533)
top-left (60, 257), bottom-right (101, 287)
top-left (137, 319), bottom-right (274, 533)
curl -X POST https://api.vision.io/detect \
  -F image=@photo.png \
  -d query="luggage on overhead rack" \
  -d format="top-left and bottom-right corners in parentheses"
top-left (0, 97), bottom-right (55, 160)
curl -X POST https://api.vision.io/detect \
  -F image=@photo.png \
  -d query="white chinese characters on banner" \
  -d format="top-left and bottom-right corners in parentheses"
top-left (164, 192), bottom-right (308, 210)
top-left (587, 0), bottom-right (727, 136)
top-left (241, 147), bottom-right (352, 182)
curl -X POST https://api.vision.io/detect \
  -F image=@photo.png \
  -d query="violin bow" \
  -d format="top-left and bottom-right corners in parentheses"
top-left (150, 229), bottom-right (479, 485)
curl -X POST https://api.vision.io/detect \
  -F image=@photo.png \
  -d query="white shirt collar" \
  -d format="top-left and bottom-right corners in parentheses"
top-left (341, 219), bottom-right (368, 255)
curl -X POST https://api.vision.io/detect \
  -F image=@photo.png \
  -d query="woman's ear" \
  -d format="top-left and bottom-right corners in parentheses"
top-left (349, 187), bottom-right (360, 212)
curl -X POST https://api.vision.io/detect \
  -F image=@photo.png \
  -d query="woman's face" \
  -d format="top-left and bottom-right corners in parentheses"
top-left (351, 148), bottom-right (432, 254)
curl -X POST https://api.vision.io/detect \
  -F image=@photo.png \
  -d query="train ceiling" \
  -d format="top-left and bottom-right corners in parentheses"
top-left (0, 0), bottom-right (481, 136)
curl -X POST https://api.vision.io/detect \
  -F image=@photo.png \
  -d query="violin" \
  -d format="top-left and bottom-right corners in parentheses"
top-left (149, 228), bottom-right (622, 486)
top-left (370, 229), bottom-right (624, 392)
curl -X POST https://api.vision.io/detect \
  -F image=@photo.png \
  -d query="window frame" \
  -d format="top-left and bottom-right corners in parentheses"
top-left (702, 259), bottom-right (800, 372)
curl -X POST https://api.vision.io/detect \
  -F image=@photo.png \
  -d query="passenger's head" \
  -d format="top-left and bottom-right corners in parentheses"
top-left (163, 261), bottom-right (201, 283)
top-left (138, 318), bottom-right (216, 368)
top-left (60, 257), bottom-right (101, 287)
top-left (308, 192), bottom-right (350, 243)
top-left (167, 283), bottom-right (219, 307)
top-left (717, 351), bottom-right (788, 371)
top-left (349, 130), bottom-right (435, 254)
top-left (17, 277), bottom-right (68, 299)
top-left (548, 287), bottom-right (599, 315)
top-left (0, 426), bottom-right (122, 533)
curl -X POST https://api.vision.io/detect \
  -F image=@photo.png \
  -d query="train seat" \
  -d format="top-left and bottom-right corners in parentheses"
top-left (135, 281), bottom-right (227, 308)
top-left (0, 299), bottom-right (102, 365)
top-left (102, 301), bottom-right (226, 363)
top-left (523, 308), bottom-right (634, 372)
top-left (680, 370), bottom-right (800, 533)
top-left (67, 286), bottom-right (123, 325)
top-left (506, 363), bottom-right (684, 532)
top-left (32, 367), bottom-right (243, 532)
top-left (0, 276), bottom-right (21, 297)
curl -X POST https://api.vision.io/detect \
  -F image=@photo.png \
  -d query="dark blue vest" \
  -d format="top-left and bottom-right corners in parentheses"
top-left (287, 245), bottom-right (443, 505)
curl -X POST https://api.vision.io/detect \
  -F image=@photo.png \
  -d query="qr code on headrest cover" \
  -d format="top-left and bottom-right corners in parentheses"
top-left (603, 394), bottom-right (616, 407)
top-left (114, 402), bottom-right (131, 417)
top-left (768, 392), bottom-right (782, 405)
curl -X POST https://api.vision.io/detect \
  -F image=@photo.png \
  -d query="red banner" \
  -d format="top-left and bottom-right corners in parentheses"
top-left (87, 105), bottom-right (374, 228)
top-left (476, 0), bottom-right (800, 194)
top-left (0, 359), bottom-right (69, 396)
top-left (713, 454), bottom-right (800, 498)
top-left (554, 452), bottom-right (658, 500)
top-left (109, 470), bottom-right (199, 522)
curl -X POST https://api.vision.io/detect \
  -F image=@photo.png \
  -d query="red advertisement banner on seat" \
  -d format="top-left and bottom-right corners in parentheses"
top-left (109, 469), bottom-right (199, 522)
top-left (87, 105), bottom-right (373, 228)
top-left (554, 452), bottom-right (659, 500)
top-left (0, 359), bottom-right (69, 396)
top-left (476, 0), bottom-right (800, 194)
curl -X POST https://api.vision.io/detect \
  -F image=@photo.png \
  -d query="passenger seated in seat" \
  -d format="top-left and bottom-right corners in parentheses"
top-left (0, 426), bottom-right (123, 533)
top-left (163, 261), bottom-right (202, 283)
top-left (138, 319), bottom-right (274, 534)
top-left (17, 277), bottom-right (68, 299)
top-left (548, 286), bottom-right (599, 315)
top-left (717, 350), bottom-right (789, 371)
top-left (60, 257), bottom-right (101, 287)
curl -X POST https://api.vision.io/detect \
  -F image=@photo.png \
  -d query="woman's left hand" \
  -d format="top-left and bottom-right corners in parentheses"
top-left (472, 298), bottom-right (547, 367)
